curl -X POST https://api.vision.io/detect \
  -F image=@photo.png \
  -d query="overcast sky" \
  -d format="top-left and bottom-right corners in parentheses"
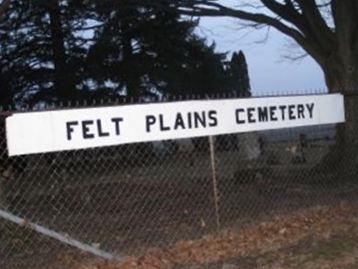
top-left (198, 16), bottom-right (327, 95)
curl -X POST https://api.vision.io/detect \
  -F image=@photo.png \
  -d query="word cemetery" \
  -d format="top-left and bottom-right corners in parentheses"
top-left (6, 94), bottom-right (345, 156)
top-left (235, 103), bottom-right (315, 124)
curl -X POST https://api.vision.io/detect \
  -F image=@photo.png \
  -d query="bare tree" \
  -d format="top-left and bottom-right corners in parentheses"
top-left (179, 0), bottom-right (358, 176)
top-left (179, 1), bottom-right (358, 93)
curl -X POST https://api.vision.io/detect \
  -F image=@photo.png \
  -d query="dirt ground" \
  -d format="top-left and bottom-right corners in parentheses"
top-left (2, 201), bottom-right (357, 269)
top-left (68, 202), bottom-right (358, 269)
top-left (2, 140), bottom-right (357, 269)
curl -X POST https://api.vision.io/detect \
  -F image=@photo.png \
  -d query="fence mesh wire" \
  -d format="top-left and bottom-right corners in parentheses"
top-left (0, 94), bottom-right (357, 269)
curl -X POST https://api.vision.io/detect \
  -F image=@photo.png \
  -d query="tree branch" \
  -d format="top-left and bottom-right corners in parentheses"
top-left (295, 0), bottom-right (334, 47)
top-left (179, 1), bottom-right (303, 41)
top-left (178, 0), bottom-right (325, 67)
top-left (261, 0), bottom-right (302, 28)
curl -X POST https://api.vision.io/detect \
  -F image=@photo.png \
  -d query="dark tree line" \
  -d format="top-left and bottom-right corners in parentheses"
top-left (0, 0), bottom-right (251, 107)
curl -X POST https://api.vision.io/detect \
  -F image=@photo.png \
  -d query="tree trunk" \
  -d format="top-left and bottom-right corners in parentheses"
top-left (317, 65), bottom-right (358, 181)
top-left (48, 0), bottom-right (73, 101)
top-left (120, 12), bottom-right (141, 98)
top-left (0, 70), bottom-right (13, 107)
top-left (335, 94), bottom-right (358, 181)
top-left (122, 35), bottom-right (141, 98)
top-left (324, 1), bottom-right (358, 176)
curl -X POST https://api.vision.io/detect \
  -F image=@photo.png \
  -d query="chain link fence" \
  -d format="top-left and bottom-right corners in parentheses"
top-left (0, 93), bottom-right (357, 269)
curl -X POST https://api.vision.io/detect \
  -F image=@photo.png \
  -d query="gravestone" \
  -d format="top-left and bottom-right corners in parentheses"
top-left (239, 132), bottom-right (261, 161)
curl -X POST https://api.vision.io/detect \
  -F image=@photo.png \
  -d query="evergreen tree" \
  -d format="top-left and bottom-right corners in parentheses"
top-left (0, 0), bottom-right (251, 105)
top-left (0, 0), bottom-right (91, 105)
top-left (228, 51), bottom-right (251, 97)
top-left (88, 0), bottom-right (231, 98)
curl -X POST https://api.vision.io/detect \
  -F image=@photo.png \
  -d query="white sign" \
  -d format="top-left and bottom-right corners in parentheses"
top-left (6, 94), bottom-right (345, 156)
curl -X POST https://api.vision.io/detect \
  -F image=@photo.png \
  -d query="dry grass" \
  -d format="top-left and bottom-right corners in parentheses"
top-left (75, 202), bottom-right (358, 269)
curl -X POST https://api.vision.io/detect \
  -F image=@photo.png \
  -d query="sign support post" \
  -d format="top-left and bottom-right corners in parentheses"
top-left (209, 135), bottom-right (221, 231)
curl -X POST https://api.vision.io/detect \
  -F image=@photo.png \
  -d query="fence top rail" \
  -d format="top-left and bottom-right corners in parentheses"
top-left (0, 90), bottom-right (329, 114)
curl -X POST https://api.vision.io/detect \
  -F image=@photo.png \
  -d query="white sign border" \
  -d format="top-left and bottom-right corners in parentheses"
top-left (6, 94), bottom-right (345, 156)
